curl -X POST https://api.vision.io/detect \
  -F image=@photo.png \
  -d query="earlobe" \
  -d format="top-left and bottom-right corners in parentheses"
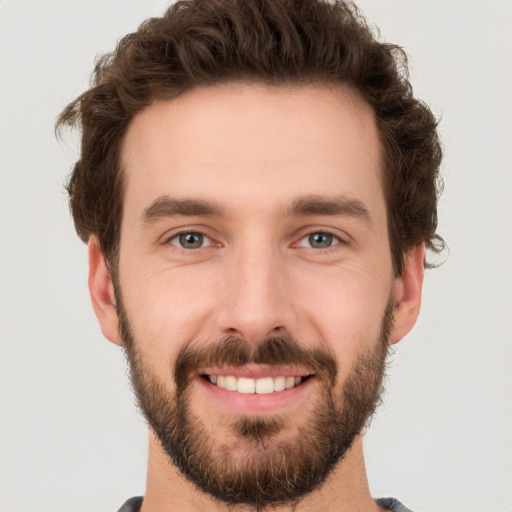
top-left (389, 244), bottom-right (425, 345)
top-left (88, 236), bottom-right (122, 346)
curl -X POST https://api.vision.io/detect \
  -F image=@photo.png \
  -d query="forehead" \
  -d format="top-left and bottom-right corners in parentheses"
top-left (120, 83), bottom-right (384, 223)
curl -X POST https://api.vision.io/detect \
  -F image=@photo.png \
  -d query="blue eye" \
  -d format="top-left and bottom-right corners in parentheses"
top-left (170, 232), bottom-right (211, 249)
top-left (300, 232), bottom-right (340, 249)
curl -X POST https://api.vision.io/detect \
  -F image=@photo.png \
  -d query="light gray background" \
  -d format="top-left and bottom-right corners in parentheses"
top-left (1, 1), bottom-right (511, 511)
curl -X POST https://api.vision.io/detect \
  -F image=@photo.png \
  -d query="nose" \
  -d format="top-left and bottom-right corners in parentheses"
top-left (215, 244), bottom-right (298, 344)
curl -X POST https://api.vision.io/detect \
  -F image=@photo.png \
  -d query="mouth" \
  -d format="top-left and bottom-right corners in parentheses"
top-left (200, 374), bottom-right (312, 394)
top-left (195, 366), bottom-right (316, 414)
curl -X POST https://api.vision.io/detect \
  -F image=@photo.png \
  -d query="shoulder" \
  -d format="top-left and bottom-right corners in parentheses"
top-left (116, 496), bottom-right (414, 512)
top-left (116, 496), bottom-right (143, 512)
top-left (376, 497), bottom-right (415, 512)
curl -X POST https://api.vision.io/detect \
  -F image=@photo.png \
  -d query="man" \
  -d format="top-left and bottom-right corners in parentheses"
top-left (57, 0), bottom-right (443, 510)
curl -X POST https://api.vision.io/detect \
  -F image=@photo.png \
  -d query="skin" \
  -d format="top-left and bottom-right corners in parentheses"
top-left (88, 83), bottom-right (424, 511)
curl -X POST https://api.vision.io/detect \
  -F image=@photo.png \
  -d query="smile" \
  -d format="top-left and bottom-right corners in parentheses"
top-left (203, 374), bottom-right (310, 394)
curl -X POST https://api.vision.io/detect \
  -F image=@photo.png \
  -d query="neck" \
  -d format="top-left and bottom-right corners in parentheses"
top-left (140, 431), bottom-right (382, 512)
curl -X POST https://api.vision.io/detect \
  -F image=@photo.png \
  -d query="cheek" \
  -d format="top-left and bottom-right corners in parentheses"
top-left (292, 264), bottom-right (391, 364)
top-left (120, 269), bottom-right (220, 369)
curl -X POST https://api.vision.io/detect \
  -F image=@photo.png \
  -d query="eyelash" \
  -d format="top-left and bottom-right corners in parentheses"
top-left (297, 231), bottom-right (343, 250)
top-left (166, 230), bottom-right (214, 250)
top-left (165, 229), bottom-right (345, 252)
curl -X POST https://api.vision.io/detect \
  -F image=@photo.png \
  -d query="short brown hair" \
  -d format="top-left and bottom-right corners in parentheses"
top-left (57, 0), bottom-right (444, 275)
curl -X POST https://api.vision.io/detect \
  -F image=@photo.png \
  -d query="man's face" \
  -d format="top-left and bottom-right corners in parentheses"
top-left (109, 84), bottom-right (404, 506)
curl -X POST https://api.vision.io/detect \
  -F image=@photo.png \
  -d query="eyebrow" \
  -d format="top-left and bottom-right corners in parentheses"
top-left (283, 195), bottom-right (373, 226)
top-left (140, 194), bottom-right (373, 226)
top-left (141, 196), bottom-right (224, 225)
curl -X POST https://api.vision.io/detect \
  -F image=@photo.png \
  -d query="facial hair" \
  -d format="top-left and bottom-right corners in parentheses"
top-left (117, 298), bottom-right (392, 511)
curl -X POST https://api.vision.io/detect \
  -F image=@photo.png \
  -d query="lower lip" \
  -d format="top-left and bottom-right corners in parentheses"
top-left (195, 376), bottom-right (316, 415)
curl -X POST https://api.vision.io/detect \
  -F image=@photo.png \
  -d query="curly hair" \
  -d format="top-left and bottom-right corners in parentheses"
top-left (57, 0), bottom-right (444, 276)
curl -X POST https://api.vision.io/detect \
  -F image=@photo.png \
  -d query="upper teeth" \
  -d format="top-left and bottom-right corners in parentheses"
top-left (208, 375), bottom-right (304, 394)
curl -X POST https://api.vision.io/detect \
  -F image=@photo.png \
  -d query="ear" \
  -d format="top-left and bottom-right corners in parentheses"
top-left (389, 243), bottom-right (425, 345)
top-left (88, 236), bottom-right (122, 346)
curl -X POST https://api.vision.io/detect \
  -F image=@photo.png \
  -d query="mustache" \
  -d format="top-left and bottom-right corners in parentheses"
top-left (174, 335), bottom-right (339, 390)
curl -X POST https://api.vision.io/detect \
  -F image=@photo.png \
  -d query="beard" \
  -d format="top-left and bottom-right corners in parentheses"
top-left (117, 296), bottom-right (392, 511)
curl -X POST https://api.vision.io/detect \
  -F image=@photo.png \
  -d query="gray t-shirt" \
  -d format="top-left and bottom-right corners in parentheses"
top-left (117, 496), bottom-right (414, 511)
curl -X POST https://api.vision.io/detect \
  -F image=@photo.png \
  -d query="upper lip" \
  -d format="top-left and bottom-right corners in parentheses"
top-left (198, 364), bottom-right (313, 379)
